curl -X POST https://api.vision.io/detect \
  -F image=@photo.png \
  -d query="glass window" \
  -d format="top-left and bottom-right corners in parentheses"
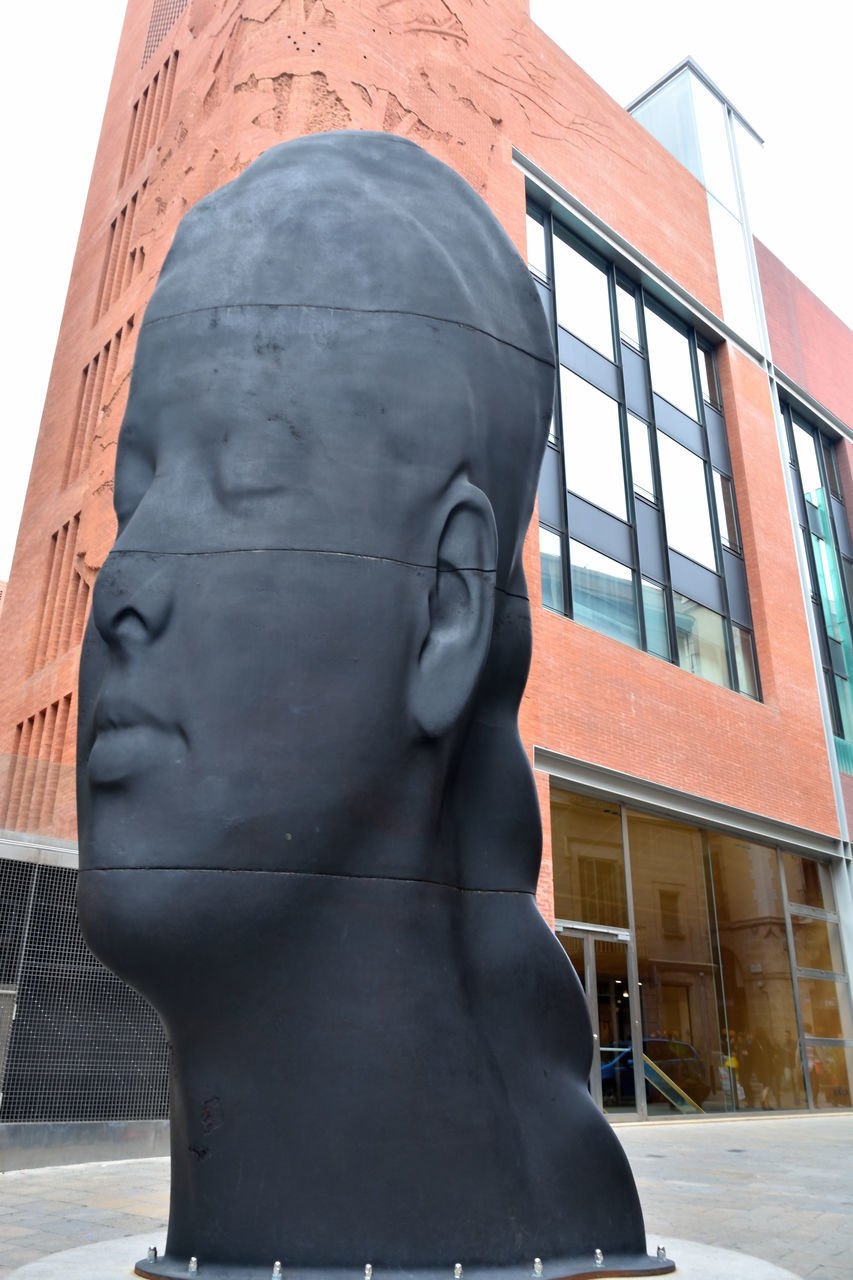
top-left (782, 854), bottom-right (836, 912)
top-left (657, 433), bottom-right (716, 569)
top-left (793, 421), bottom-right (823, 505)
top-left (791, 915), bottom-right (847, 975)
top-left (539, 526), bottom-right (564, 613)
top-left (707, 833), bottom-right (805, 1112)
top-left (641, 578), bottom-right (671, 660)
top-left (713, 472), bottom-right (739, 552)
top-left (690, 77), bottom-right (738, 214)
top-left (807, 1042), bottom-right (853, 1110)
top-left (569, 540), bottom-right (640, 649)
top-left (697, 344), bottom-right (721, 409)
top-left (560, 369), bottom-right (626, 519)
top-left (732, 625), bottom-right (759, 699)
top-left (627, 811), bottom-right (722, 1111)
top-left (526, 209), bottom-right (548, 280)
top-left (628, 413), bottom-right (655, 502)
top-left (822, 437), bottom-right (842, 500)
top-left (798, 979), bottom-right (853, 1040)
top-left (616, 282), bottom-right (641, 349)
top-left (645, 306), bottom-right (697, 419)
top-left (674, 594), bottom-right (730, 688)
top-left (707, 194), bottom-right (761, 348)
top-left (552, 231), bottom-right (613, 359)
top-left (550, 790), bottom-right (627, 927)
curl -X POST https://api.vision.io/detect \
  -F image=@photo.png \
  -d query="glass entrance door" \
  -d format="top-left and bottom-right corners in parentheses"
top-left (558, 928), bottom-right (642, 1115)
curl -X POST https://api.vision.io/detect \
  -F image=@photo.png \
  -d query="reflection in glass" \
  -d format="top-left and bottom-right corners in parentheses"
top-left (560, 369), bottom-right (626, 519)
top-left (713, 471), bottom-right (739, 551)
top-left (793, 422), bottom-right (823, 506)
top-left (645, 307), bottom-right (697, 419)
top-left (539, 525), bottom-right (564, 613)
top-left (570, 541), bottom-right (640, 649)
top-left (732, 625), bottom-right (759, 699)
top-left (595, 939), bottom-right (635, 1113)
top-left (708, 833), bottom-right (805, 1111)
top-left (791, 915), bottom-right (847, 975)
top-left (707, 194), bottom-right (760, 348)
top-left (628, 414), bottom-right (655, 501)
top-left (698, 344), bottom-right (721, 408)
top-left (807, 1042), bottom-right (853, 1110)
top-left (627, 811), bottom-right (719, 1114)
top-left (616, 282), bottom-right (640, 349)
top-left (642, 578), bottom-right (671, 660)
top-left (674, 594), bottom-right (730, 689)
top-left (526, 210), bottom-right (548, 280)
top-left (782, 854), bottom-right (836, 912)
top-left (550, 790), bottom-right (627, 927)
top-left (657, 433), bottom-right (716, 569)
top-left (798, 978), bottom-right (853, 1040)
top-left (690, 77), bottom-right (738, 214)
top-left (552, 231), bottom-right (613, 359)
top-left (822, 436), bottom-right (842, 499)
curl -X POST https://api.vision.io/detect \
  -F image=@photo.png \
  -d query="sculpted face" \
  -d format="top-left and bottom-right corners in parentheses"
top-left (78, 308), bottom-right (485, 880)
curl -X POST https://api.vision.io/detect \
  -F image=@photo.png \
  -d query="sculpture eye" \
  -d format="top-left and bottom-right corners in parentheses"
top-left (215, 417), bottom-right (295, 503)
top-left (114, 435), bottom-right (155, 531)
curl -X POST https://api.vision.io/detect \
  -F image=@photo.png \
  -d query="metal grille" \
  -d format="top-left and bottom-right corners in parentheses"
top-left (142, 0), bottom-right (189, 67)
top-left (0, 855), bottom-right (170, 1122)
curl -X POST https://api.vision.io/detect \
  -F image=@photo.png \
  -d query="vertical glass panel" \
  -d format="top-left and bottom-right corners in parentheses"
top-left (713, 471), bottom-right (740, 551)
top-left (707, 194), bottom-right (761, 348)
top-left (732, 625), bottom-right (759, 699)
top-left (550, 790), bottom-right (628, 927)
top-left (834, 674), bottom-right (853, 741)
top-left (791, 916), bottom-right (847, 975)
top-left (708, 833), bottom-right (804, 1110)
top-left (806, 1043), bottom-right (853, 1110)
top-left (657, 433), bottom-right (716, 569)
top-left (793, 422), bottom-right (823, 505)
top-left (630, 71), bottom-right (702, 182)
top-left (821, 437), bottom-right (842, 499)
top-left (697, 345), bottom-right (720, 408)
top-left (690, 77), bottom-right (739, 214)
top-left (628, 414), bottom-right (655, 502)
top-left (539, 526), bottom-right (564, 613)
top-left (782, 854), bottom-right (836, 912)
top-left (627, 811), bottom-right (719, 1114)
top-left (616, 282), bottom-right (641, 349)
top-left (552, 231), bottom-right (614, 359)
top-left (798, 980), bottom-right (853, 1040)
top-left (596, 939), bottom-right (637, 1114)
top-left (560, 369), bottom-right (626, 519)
top-left (674, 594), bottom-right (731, 689)
top-left (641, 578), bottom-right (671, 660)
top-left (645, 306), bottom-right (698, 419)
top-left (526, 209), bottom-right (548, 280)
top-left (569, 541), bottom-right (640, 649)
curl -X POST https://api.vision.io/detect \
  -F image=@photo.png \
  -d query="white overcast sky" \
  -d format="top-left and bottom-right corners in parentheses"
top-left (0, 0), bottom-right (850, 581)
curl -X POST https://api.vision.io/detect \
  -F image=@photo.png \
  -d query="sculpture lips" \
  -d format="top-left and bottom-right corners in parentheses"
top-left (88, 701), bottom-right (186, 784)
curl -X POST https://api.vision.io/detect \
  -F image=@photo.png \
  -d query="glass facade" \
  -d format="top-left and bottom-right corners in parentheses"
top-left (528, 202), bottom-right (759, 698)
top-left (551, 786), bottom-right (853, 1117)
top-left (783, 402), bottom-right (853, 771)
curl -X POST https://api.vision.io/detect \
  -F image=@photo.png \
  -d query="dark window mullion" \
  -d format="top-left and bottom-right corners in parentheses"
top-left (611, 268), bottom-right (646, 651)
top-left (638, 288), bottom-right (679, 665)
top-left (541, 208), bottom-right (572, 618)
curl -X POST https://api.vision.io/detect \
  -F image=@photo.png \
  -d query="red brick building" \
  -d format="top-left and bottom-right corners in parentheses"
top-left (0, 0), bottom-right (851, 1144)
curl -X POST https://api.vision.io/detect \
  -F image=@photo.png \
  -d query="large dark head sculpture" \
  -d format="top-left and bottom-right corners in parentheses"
top-left (77, 132), bottom-right (672, 1280)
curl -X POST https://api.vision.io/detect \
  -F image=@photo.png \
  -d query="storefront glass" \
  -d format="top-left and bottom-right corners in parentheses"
top-left (549, 784), bottom-right (851, 1117)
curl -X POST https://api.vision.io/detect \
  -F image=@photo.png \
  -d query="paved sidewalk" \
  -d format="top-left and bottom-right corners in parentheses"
top-left (1, 1113), bottom-right (851, 1279)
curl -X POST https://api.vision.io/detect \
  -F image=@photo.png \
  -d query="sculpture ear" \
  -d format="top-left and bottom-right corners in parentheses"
top-left (410, 484), bottom-right (498, 739)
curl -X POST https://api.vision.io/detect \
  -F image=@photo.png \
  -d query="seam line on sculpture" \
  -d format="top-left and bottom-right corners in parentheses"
top-left (83, 866), bottom-right (536, 894)
top-left (105, 549), bottom-right (532, 602)
top-left (140, 302), bottom-right (555, 367)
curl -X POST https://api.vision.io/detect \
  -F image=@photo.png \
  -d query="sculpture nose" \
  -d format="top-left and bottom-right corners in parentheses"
top-left (92, 552), bottom-right (173, 647)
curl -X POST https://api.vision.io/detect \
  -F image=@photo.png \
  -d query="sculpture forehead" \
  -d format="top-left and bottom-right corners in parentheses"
top-left (143, 131), bottom-right (554, 367)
